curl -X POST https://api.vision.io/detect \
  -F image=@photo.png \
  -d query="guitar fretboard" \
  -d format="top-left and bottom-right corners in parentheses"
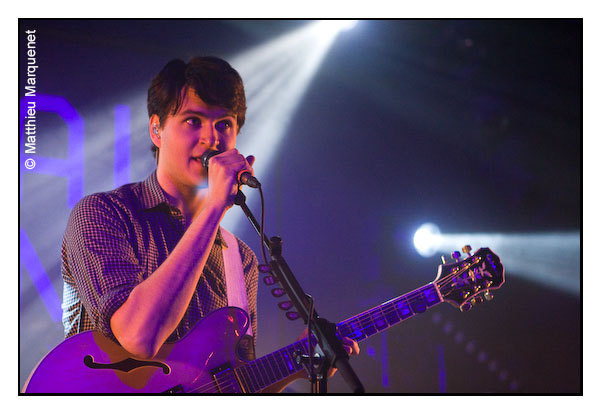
top-left (233, 338), bottom-right (309, 393)
top-left (232, 283), bottom-right (442, 392)
top-left (337, 283), bottom-right (442, 341)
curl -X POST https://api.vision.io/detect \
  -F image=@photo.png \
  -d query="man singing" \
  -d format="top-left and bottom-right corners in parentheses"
top-left (60, 56), bottom-right (358, 393)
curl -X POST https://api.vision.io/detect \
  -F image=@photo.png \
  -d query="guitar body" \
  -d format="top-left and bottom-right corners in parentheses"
top-left (23, 307), bottom-right (250, 393)
top-left (23, 247), bottom-right (504, 394)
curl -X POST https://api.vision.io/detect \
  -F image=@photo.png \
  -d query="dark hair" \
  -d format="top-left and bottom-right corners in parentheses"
top-left (147, 56), bottom-right (247, 156)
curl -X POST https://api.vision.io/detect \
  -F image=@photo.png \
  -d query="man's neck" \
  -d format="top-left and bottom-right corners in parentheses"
top-left (156, 171), bottom-right (209, 224)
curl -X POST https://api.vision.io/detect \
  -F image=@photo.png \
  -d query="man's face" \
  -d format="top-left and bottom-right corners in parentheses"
top-left (154, 87), bottom-right (238, 191)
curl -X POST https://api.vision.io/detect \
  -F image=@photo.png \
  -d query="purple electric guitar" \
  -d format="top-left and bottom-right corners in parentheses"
top-left (23, 247), bottom-right (504, 393)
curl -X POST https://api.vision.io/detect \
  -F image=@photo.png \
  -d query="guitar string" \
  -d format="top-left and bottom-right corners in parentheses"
top-left (184, 296), bottom-right (433, 393)
top-left (175, 258), bottom-right (498, 393)
top-left (185, 357), bottom-right (285, 393)
top-left (337, 295), bottom-right (425, 338)
top-left (340, 276), bottom-right (470, 333)
top-left (209, 293), bottom-right (436, 393)
top-left (338, 287), bottom-right (436, 327)
top-left (185, 340), bottom-right (307, 393)
top-left (241, 340), bottom-right (309, 392)
top-left (338, 258), bottom-right (494, 334)
top-left (337, 259), bottom-right (499, 336)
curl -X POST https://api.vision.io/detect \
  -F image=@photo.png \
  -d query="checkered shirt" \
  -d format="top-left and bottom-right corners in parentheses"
top-left (61, 171), bottom-right (258, 344)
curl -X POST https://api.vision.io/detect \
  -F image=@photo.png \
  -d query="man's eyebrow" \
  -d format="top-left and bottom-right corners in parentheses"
top-left (178, 109), bottom-right (236, 118)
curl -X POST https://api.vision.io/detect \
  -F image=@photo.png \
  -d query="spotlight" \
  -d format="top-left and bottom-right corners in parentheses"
top-left (334, 20), bottom-right (359, 31)
top-left (413, 223), bottom-right (442, 257)
top-left (312, 20), bottom-right (358, 37)
top-left (223, 21), bottom-right (350, 232)
top-left (410, 222), bottom-right (580, 295)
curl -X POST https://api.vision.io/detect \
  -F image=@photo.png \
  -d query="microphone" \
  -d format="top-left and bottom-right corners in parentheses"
top-left (200, 150), bottom-right (261, 188)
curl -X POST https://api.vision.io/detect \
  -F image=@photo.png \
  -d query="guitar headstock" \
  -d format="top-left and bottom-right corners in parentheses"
top-left (433, 246), bottom-right (504, 311)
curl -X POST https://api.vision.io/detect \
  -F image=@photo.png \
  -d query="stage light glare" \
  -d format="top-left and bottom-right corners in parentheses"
top-left (221, 22), bottom-right (342, 233)
top-left (410, 226), bottom-right (580, 296)
top-left (312, 20), bottom-right (358, 38)
top-left (413, 223), bottom-right (442, 257)
top-left (337, 20), bottom-right (359, 31)
top-left (437, 231), bottom-right (580, 295)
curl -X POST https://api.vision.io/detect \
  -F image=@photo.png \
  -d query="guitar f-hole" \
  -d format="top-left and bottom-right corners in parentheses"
top-left (83, 355), bottom-right (171, 374)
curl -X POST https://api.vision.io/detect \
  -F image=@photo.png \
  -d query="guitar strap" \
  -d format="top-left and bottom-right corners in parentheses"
top-left (220, 227), bottom-right (253, 338)
top-left (77, 302), bottom-right (85, 334)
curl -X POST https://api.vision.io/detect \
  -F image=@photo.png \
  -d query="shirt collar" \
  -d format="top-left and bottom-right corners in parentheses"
top-left (140, 170), bottom-right (169, 210)
top-left (139, 170), bottom-right (227, 247)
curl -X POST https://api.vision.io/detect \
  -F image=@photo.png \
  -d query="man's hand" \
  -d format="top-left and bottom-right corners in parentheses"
top-left (204, 150), bottom-right (255, 211)
top-left (260, 330), bottom-right (359, 393)
top-left (296, 328), bottom-right (360, 379)
top-left (326, 336), bottom-right (360, 379)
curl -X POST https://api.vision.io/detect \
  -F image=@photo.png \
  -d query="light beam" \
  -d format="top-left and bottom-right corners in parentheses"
top-left (222, 21), bottom-right (351, 232)
top-left (412, 223), bottom-right (580, 295)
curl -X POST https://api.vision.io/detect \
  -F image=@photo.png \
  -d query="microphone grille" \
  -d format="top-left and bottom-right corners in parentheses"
top-left (200, 150), bottom-right (222, 169)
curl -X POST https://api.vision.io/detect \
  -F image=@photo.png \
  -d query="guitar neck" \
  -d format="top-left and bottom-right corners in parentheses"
top-left (233, 282), bottom-right (443, 393)
top-left (336, 282), bottom-right (442, 342)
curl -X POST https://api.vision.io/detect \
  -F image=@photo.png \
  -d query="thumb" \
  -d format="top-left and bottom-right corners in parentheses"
top-left (246, 155), bottom-right (256, 168)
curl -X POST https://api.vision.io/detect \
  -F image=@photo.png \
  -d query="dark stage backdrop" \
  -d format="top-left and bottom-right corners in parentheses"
top-left (18, 19), bottom-right (581, 393)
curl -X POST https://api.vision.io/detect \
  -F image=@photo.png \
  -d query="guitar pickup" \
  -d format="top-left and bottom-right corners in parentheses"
top-left (211, 363), bottom-right (244, 393)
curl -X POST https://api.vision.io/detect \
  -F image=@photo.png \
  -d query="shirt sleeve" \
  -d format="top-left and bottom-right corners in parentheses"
top-left (62, 192), bottom-right (144, 340)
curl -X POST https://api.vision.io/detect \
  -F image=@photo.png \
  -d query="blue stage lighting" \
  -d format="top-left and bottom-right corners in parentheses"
top-left (413, 223), bottom-right (442, 257)
top-left (411, 222), bottom-right (579, 295)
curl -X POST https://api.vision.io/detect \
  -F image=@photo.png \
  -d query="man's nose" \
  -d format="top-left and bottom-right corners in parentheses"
top-left (200, 124), bottom-right (219, 149)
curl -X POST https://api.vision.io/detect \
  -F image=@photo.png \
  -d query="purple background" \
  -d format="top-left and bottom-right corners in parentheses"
top-left (19, 19), bottom-right (581, 393)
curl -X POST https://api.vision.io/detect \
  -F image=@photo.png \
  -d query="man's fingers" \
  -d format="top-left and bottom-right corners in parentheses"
top-left (342, 338), bottom-right (360, 356)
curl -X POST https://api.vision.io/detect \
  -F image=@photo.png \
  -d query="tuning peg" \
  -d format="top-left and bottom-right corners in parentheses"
top-left (258, 264), bottom-right (272, 273)
top-left (271, 287), bottom-right (286, 297)
top-left (452, 251), bottom-right (462, 262)
top-left (484, 290), bottom-right (494, 301)
top-left (263, 274), bottom-right (277, 286)
top-left (470, 296), bottom-right (484, 306)
top-left (462, 245), bottom-right (472, 256)
top-left (278, 300), bottom-right (294, 310)
top-left (460, 302), bottom-right (472, 312)
top-left (441, 255), bottom-right (447, 264)
top-left (286, 311), bottom-right (301, 320)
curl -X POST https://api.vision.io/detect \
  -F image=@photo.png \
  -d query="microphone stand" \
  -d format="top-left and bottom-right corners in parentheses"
top-left (235, 190), bottom-right (364, 394)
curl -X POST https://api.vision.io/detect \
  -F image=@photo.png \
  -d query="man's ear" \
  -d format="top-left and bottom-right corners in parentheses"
top-left (149, 115), bottom-right (161, 148)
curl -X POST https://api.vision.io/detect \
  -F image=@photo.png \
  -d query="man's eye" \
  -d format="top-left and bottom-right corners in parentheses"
top-left (216, 120), bottom-right (233, 132)
top-left (185, 118), bottom-right (201, 127)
